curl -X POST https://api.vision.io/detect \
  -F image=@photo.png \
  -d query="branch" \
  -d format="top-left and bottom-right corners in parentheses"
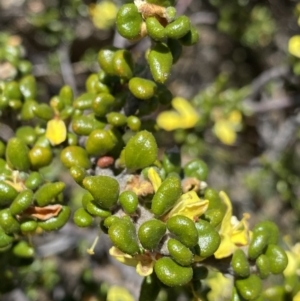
top-left (249, 65), bottom-right (291, 98)
top-left (57, 43), bottom-right (78, 96)
top-left (243, 66), bottom-right (298, 114)
top-left (265, 114), bottom-right (300, 161)
top-left (244, 94), bottom-right (300, 114)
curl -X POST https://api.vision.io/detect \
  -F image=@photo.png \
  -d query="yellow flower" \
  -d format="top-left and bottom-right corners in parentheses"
top-left (294, 291), bottom-right (300, 301)
top-left (107, 285), bottom-right (135, 301)
top-left (147, 167), bottom-right (162, 192)
top-left (289, 35), bottom-right (300, 59)
top-left (157, 97), bottom-right (199, 131)
top-left (214, 191), bottom-right (251, 259)
top-left (4, 171), bottom-right (26, 192)
top-left (89, 2), bottom-right (118, 30)
top-left (164, 191), bottom-right (209, 221)
top-left (206, 272), bottom-right (232, 301)
top-left (46, 118), bottom-right (67, 145)
top-left (213, 110), bottom-right (242, 145)
top-left (283, 240), bottom-right (300, 278)
top-left (109, 247), bottom-right (154, 277)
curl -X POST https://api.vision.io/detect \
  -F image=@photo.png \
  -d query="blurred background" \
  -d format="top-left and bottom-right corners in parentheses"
top-left (1, 0), bottom-right (300, 300)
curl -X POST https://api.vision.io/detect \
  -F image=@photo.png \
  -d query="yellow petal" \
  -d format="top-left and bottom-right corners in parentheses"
top-left (231, 213), bottom-right (250, 246)
top-left (289, 36), bottom-right (300, 58)
top-left (213, 119), bottom-right (236, 145)
top-left (294, 291), bottom-right (300, 301)
top-left (157, 97), bottom-right (199, 131)
top-left (206, 272), bottom-right (232, 301)
top-left (284, 251), bottom-right (298, 277)
top-left (4, 179), bottom-right (25, 192)
top-left (215, 192), bottom-right (251, 258)
top-left (107, 286), bottom-right (135, 301)
top-left (218, 191), bottom-right (233, 236)
top-left (214, 234), bottom-right (236, 259)
top-left (89, 2), bottom-right (117, 30)
top-left (228, 110), bottom-right (242, 125)
top-left (164, 191), bottom-right (209, 220)
top-left (109, 247), bottom-right (138, 267)
top-left (109, 247), bottom-right (154, 277)
top-left (148, 167), bottom-right (162, 192)
top-left (157, 111), bottom-right (182, 131)
top-left (292, 242), bottom-right (300, 257)
top-left (172, 97), bottom-right (198, 119)
top-left (46, 119), bottom-right (67, 145)
top-left (136, 256), bottom-right (154, 276)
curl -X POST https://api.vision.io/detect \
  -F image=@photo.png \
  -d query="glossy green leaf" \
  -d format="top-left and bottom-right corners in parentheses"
top-left (0, 181), bottom-right (18, 206)
top-left (138, 219), bottom-right (166, 250)
top-left (60, 146), bottom-right (91, 169)
top-left (116, 4), bottom-right (143, 40)
top-left (119, 191), bottom-right (139, 214)
top-left (194, 219), bottom-right (220, 257)
top-left (0, 208), bottom-right (20, 234)
top-left (113, 49), bottom-right (134, 80)
top-left (34, 182), bottom-right (65, 207)
top-left (10, 189), bottom-right (33, 215)
top-left (148, 42), bottom-right (173, 83)
top-left (85, 129), bottom-right (116, 156)
top-left (151, 175), bottom-right (182, 216)
top-left (167, 238), bottom-right (194, 266)
top-left (165, 16), bottom-right (191, 39)
top-left (167, 215), bottom-right (198, 248)
top-left (108, 216), bottom-right (139, 255)
top-left (73, 208), bottom-right (93, 227)
top-left (146, 17), bottom-right (166, 41)
top-left (29, 146), bottom-right (53, 169)
top-left (231, 249), bottom-right (250, 278)
top-left (129, 77), bottom-right (157, 100)
top-left (124, 130), bottom-right (158, 170)
top-left (235, 275), bottom-right (262, 301)
top-left (13, 241), bottom-right (34, 258)
top-left (6, 137), bottom-right (31, 171)
top-left (83, 175), bottom-right (119, 209)
top-left (92, 93), bottom-right (115, 117)
top-left (154, 257), bottom-right (192, 287)
top-left (38, 206), bottom-right (70, 231)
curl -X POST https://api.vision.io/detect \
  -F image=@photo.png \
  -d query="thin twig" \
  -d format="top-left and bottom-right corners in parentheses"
top-left (245, 94), bottom-right (300, 114)
top-left (242, 65), bottom-right (295, 114)
top-left (57, 43), bottom-right (78, 96)
top-left (265, 114), bottom-right (300, 161)
top-left (249, 65), bottom-right (290, 98)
